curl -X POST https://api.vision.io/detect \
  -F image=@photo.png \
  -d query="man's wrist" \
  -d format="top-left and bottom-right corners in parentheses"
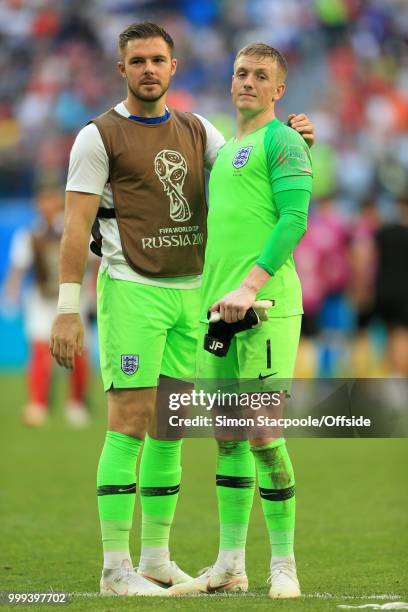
top-left (240, 281), bottom-right (257, 295)
top-left (57, 283), bottom-right (81, 314)
top-left (241, 265), bottom-right (271, 294)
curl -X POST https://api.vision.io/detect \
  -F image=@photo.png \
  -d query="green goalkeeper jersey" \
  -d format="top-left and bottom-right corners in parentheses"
top-left (200, 117), bottom-right (313, 321)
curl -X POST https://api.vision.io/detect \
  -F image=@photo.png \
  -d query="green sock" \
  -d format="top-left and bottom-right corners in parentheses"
top-left (216, 440), bottom-right (255, 568)
top-left (97, 431), bottom-right (142, 564)
top-left (251, 438), bottom-right (296, 558)
top-left (139, 435), bottom-right (182, 561)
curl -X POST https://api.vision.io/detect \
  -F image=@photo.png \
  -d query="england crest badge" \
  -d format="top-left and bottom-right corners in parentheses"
top-left (121, 354), bottom-right (139, 375)
top-left (232, 146), bottom-right (253, 169)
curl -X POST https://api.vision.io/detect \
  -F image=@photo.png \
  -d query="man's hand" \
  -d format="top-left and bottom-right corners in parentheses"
top-left (287, 113), bottom-right (315, 147)
top-left (210, 285), bottom-right (256, 323)
top-left (50, 313), bottom-right (84, 369)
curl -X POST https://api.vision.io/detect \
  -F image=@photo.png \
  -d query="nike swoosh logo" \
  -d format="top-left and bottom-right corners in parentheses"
top-left (107, 585), bottom-right (128, 595)
top-left (206, 579), bottom-right (239, 593)
top-left (141, 573), bottom-right (172, 587)
top-left (258, 372), bottom-right (278, 380)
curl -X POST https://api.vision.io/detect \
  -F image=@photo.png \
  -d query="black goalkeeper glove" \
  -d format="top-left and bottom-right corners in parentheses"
top-left (204, 300), bottom-right (272, 357)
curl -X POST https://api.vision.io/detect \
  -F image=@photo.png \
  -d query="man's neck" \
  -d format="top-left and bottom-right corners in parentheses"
top-left (236, 107), bottom-right (276, 139)
top-left (123, 96), bottom-right (167, 118)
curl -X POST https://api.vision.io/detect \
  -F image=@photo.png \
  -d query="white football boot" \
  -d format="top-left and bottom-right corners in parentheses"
top-left (100, 559), bottom-right (169, 596)
top-left (138, 560), bottom-right (193, 588)
top-left (22, 403), bottom-right (47, 427)
top-left (268, 557), bottom-right (301, 599)
top-left (65, 401), bottom-right (90, 428)
top-left (168, 565), bottom-right (248, 595)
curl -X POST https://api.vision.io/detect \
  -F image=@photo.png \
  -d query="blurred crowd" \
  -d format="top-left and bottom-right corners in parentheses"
top-left (0, 0), bottom-right (407, 199)
top-left (0, 0), bottom-right (407, 378)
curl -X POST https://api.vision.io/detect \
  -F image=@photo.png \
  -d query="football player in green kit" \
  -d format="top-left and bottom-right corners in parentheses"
top-left (170, 43), bottom-right (313, 599)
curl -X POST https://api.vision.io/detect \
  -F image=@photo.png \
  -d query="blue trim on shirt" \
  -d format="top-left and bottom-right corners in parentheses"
top-left (128, 109), bottom-right (170, 124)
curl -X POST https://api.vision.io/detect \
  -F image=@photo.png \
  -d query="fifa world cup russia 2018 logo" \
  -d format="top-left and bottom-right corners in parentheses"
top-left (154, 150), bottom-right (192, 222)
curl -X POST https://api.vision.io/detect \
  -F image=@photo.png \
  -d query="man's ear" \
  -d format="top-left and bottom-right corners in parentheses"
top-left (171, 58), bottom-right (178, 76)
top-left (117, 61), bottom-right (126, 79)
top-left (231, 74), bottom-right (234, 95)
top-left (272, 82), bottom-right (286, 102)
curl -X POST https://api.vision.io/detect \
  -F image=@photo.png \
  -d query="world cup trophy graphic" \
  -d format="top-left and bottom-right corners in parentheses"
top-left (154, 150), bottom-right (192, 222)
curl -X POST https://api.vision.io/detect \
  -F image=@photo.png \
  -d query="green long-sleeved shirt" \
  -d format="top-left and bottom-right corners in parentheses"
top-left (201, 117), bottom-right (313, 320)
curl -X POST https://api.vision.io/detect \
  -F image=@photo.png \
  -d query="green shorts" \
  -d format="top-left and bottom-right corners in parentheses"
top-left (196, 315), bottom-right (301, 441)
top-left (97, 270), bottom-right (200, 390)
top-left (196, 315), bottom-right (302, 382)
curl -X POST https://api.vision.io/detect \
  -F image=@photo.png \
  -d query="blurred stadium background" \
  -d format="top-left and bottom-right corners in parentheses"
top-left (0, 0), bottom-right (407, 380)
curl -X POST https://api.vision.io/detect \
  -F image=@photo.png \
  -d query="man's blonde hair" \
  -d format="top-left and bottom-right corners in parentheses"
top-left (234, 43), bottom-right (288, 80)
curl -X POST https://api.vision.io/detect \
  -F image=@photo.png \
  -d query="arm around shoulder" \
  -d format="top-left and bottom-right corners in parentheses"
top-left (194, 113), bottom-right (226, 170)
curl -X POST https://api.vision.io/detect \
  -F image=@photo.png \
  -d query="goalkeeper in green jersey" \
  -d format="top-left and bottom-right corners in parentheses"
top-left (170, 44), bottom-right (313, 599)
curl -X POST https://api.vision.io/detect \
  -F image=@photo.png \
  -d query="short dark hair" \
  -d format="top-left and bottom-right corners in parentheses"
top-left (118, 21), bottom-right (175, 58)
top-left (235, 43), bottom-right (288, 80)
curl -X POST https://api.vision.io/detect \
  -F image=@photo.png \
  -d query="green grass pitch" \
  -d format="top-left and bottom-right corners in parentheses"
top-left (1, 372), bottom-right (407, 611)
